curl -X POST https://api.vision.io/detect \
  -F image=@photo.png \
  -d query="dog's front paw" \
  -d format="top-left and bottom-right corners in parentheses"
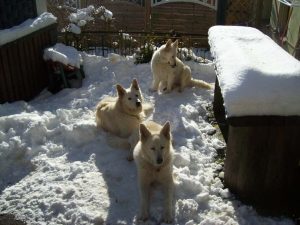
top-left (162, 211), bottom-right (173, 224)
top-left (162, 216), bottom-right (173, 224)
top-left (163, 89), bottom-right (171, 94)
top-left (138, 212), bottom-right (149, 222)
top-left (162, 217), bottom-right (173, 224)
top-left (126, 155), bottom-right (134, 161)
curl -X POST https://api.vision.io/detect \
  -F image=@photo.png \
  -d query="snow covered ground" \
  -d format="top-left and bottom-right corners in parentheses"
top-left (0, 53), bottom-right (295, 225)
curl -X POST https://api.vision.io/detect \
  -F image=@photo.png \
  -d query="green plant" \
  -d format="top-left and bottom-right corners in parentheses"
top-left (134, 42), bottom-right (154, 64)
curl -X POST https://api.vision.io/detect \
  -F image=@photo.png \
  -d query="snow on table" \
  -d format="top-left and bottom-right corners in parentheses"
top-left (0, 53), bottom-right (294, 225)
top-left (43, 43), bottom-right (82, 68)
top-left (208, 26), bottom-right (300, 117)
top-left (0, 12), bottom-right (57, 46)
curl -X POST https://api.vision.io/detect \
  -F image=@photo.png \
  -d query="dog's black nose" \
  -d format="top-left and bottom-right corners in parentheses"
top-left (157, 157), bottom-right (163, 164)
top-left (136, 101), bottom-right (141, 107)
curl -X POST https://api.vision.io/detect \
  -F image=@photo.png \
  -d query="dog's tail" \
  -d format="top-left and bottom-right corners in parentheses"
top-left (188, 79), bottom-right (213, 89)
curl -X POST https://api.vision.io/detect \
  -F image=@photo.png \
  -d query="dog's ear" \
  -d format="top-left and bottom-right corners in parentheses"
top-left (165, 39), bottom-right (172, 49)
top-left (116, 84), bottom-right (126, 97)
top-left (140, 124), bottom-right (151, 142)
top-left (160, 121), bottom-right (171, 140)
top-left (131, 79), bottom-right (139, 91)
top-left (172, 39), bottom-right (178, 48)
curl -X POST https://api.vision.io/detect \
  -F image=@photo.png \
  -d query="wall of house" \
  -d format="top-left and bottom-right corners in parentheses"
top-left (270, 0), bottom-right (300, 59)
top-left (286, 7), bottom-right (300, 58)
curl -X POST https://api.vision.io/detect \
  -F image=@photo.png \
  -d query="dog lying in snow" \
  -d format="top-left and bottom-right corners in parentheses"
top-left (95, 79), bottom-right (152, 156)
top-left (133, 121), bottom-right (174, 223)
top-left (150, 39), bottom-right (213, 93)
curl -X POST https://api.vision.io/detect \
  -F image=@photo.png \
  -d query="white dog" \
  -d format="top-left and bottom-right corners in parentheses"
top-left (95, 79), bottom-right (144, 138)
top-left (133, 121), bottom-right (174, 223)
top-left (151, 39), bottom-right (212, 93)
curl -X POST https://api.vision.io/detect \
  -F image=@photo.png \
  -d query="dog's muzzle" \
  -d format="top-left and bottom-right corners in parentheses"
top-left (156, 157), bottom-right (163, 165)
top-left (168, 61), bottom-right (176, 68)
top-left (136, 99), bottom-right (141, 107)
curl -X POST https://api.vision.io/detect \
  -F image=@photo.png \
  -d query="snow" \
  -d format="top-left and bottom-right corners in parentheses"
top-left (0, 12), bottom-right (57, 46)
top-left (66, 5), bottom-right (113, 34)
top-left (69, 5), bottom-right (95, 24)
top-left (0, 52), bottom-right (295, 225)
top-left (43, 43), bottom-right (82, 68)
top-left (68, 23), bottom-right (81, 34)
top-left (103, 8), bottom-right (113, 21)
top-left (208, 25), bottom-right (300, 117)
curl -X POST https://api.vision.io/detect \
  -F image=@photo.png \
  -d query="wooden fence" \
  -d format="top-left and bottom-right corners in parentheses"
top-left (0, 24), bottom-right (57, 103)
top-left (56, 0), bottom-right (217, 36)
top-left (151, 2), bottom-right (216, 34)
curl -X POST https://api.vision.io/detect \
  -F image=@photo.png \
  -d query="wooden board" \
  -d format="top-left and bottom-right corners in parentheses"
top-left (0, 23), bottom-right (57, 103)
top-left (213, 77), bottom-right (300, 216)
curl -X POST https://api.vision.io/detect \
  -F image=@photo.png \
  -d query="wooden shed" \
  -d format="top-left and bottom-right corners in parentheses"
top-left (0, 0), bottom-right (57, 103)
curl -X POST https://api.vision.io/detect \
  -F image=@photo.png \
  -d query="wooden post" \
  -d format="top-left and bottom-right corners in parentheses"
top-left (213, 77), bottom-right (228, 142)
top-left (213, 77), bottom-right (300, 216)
top-left (225, 117), bottom-right (300, 216)
top-left (145, 0), bottom-right (151, 31)
top-left (255, 0), bottom-right (264, 28)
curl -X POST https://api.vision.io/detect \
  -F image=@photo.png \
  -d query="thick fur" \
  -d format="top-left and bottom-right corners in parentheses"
top-left (95, 79), bottom-right (152, 141)
top-left (133, 121), bottom-right (174, 223)
top-left (151, 39), bottom-right (212, 93)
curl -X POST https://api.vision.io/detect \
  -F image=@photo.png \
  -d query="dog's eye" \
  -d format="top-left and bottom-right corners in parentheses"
top-left (128, 97), bottom-right (132, 100)
top-left (135, 94), bottom-right (138, 97)
top-left (161, 146), bottom-right (164, 150)
top-left (151, 147), bottom-right (155, 151)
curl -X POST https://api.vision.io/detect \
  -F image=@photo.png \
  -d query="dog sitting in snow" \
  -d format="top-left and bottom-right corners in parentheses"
top-left (95, 79), bottom-right (152, 154)
top-left (133, 121), bottom-right (174, 223)
top-left (150, 39), bottom-right (212, 93)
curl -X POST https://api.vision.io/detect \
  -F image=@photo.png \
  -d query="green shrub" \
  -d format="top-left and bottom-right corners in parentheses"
top-left (134, 42), bottom-right (155, 64)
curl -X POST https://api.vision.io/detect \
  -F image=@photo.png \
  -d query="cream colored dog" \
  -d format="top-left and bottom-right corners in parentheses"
top-left (133, 121), bottom-right (174, 223)
top-left (151, 39), bottom-right (212, 93)
top-left (95, 79), bottom-right (150, 139)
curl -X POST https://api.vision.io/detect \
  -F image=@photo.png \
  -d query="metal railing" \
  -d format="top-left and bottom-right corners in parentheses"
top-left (58, 30), bottom-right (210, 59)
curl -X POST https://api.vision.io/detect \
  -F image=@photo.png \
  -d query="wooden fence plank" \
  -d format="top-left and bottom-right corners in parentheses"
top-left (18, 39), bottom-right (32, 100)
top-left (1, 48), bottom-right (15, 102)
top-left (0, 53), bottom-right (8, 103)
top-left (7, 43), bottom-right (22, 101)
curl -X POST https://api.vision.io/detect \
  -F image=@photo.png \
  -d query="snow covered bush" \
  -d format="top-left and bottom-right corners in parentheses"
top-left (134, 41), bottom-right (156, 64)
top-left (177, 48), bottom-right (211, 63)
top-left (48, 1), bottom-right (113, 50)
top-left (65, 5), bottom-right (113, 35)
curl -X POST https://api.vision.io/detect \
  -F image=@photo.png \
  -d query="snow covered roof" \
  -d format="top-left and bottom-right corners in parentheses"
top-left (0, 12), bottom-right (57, 46)
top-left (208, 25), bottom-right (300, 117)
top-left (43, 43), bottom-right (82, 68)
